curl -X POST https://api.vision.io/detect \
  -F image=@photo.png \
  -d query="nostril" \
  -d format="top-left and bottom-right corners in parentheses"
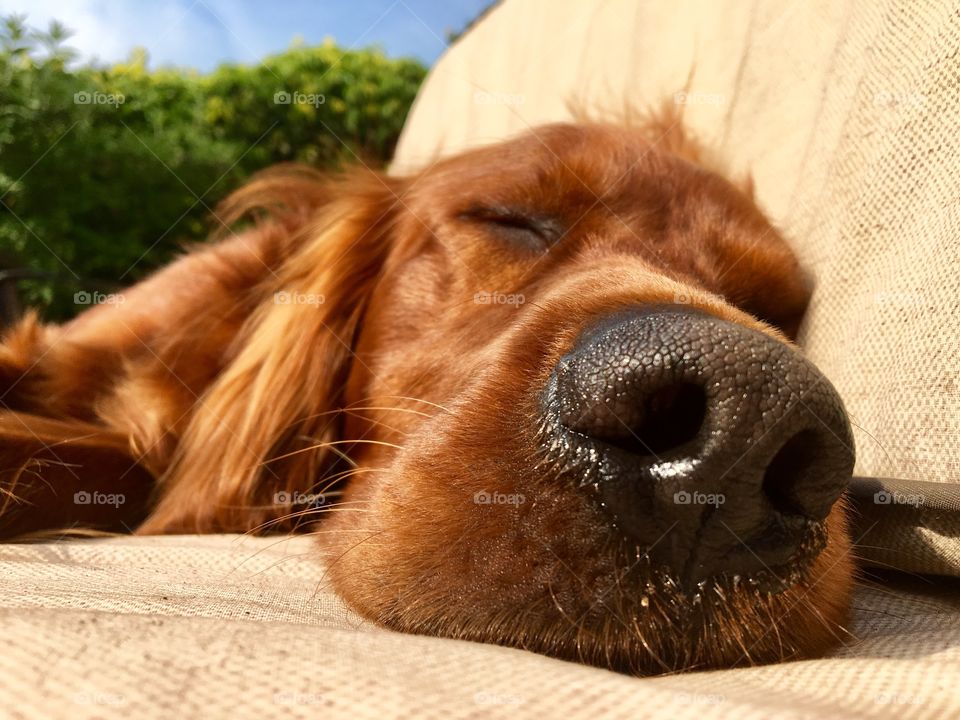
top-left (596, 381), bottom-right (707, 457)
top-left (762, 430), bottom-right (821, 518)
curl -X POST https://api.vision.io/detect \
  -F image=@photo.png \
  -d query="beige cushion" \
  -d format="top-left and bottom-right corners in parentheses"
top-left (392, 0), bottom-right (960, 578)
top-left (2, 535), bottom-right (959, 719)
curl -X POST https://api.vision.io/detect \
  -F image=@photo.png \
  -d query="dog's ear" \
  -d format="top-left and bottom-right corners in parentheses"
top-left (0, 412), bottom-right (154, 538)
top-left (141, 171), bottom-right (405, 533)
top-left (0, 315), bottom-right (154, 537)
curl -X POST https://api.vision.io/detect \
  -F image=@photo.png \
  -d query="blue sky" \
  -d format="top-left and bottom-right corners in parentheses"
top-left (0, 0), bottom-right (493, 69)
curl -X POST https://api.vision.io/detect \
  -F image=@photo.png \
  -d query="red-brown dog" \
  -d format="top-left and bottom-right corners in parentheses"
top-left (0, 115), bottom-right (854, 674)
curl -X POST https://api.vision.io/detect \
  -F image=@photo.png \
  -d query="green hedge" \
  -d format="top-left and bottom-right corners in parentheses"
top-left (0, 15), bottom-right (426, 319)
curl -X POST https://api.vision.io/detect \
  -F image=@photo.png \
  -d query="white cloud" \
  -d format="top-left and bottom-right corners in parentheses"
top-left (0, 0), bottom-right (241, 69)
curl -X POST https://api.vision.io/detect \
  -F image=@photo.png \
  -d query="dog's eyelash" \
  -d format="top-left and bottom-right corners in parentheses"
top-left (460, 208), bottom-right (559, 250)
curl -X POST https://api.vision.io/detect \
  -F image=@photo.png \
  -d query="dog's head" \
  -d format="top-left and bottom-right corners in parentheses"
top-left (157, 120), bottom-right (855, 674)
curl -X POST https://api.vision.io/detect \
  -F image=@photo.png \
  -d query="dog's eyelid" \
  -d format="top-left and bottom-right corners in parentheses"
top-left (458, 206), bottom-right (561, 249)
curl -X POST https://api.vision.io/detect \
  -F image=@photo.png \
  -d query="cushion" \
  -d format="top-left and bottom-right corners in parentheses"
top-left (3, 535), bottom-right (959, 719)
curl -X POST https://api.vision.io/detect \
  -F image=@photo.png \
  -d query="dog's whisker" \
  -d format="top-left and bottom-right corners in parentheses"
top-left (314, 466), bottom-right (388, 492)
top-left (350, 394), bottom-right (452, 414)
top-left (853, 577), bottom-right (946, 613)
top-left (340, 410), bottom-right (410, 437)
top-left (341, 405), bottom-right (434, 418)
top-left (263, 438), bottom-right (404, 465)
top-left (321, 441), bottom-right (357, 469)
top-left (289, 405), bottom-right (435, 430)
top-left (227, 533), bottom-right (322, 572)
top-left (792, 592), bottom-right (855, 648)
top-left (314, 529), bottom-right (389, 598)
top-left (850, 550), bottom-right (933, 581)
top-left (243, 501), bottom-right (375, 535)
top-left (236, 550), bottom-right (318, 579)
top-left (846, 416), bottom-right (903, 472)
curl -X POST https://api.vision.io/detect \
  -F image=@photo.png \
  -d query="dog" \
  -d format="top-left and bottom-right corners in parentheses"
top-left (0, 113), bottom-right (855, 675)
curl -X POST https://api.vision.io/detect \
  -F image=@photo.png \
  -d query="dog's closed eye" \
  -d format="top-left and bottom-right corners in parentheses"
top-left (460, 206), bottom-right (563, 252)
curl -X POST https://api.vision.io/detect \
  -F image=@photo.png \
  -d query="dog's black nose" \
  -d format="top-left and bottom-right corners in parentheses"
top-left (544, 306), bottom-right (854, 591)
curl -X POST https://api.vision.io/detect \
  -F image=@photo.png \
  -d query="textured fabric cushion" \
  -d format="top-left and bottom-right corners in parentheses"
top-left (2, 535), bottom-right (959, 719)
top-left (391, 0), bottom-right (960, 578)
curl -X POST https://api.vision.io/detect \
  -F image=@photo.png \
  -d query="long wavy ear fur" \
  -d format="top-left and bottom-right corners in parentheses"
top-left (140, 171), bottom-right (404, 533)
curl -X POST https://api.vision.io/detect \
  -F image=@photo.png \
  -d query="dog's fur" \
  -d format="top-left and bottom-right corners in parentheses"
top-left (0, 116), bottom-right (853, 674)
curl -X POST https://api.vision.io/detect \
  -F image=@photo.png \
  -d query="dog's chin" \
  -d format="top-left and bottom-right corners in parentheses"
top-left (319, 453), bottom-right (855, 675)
